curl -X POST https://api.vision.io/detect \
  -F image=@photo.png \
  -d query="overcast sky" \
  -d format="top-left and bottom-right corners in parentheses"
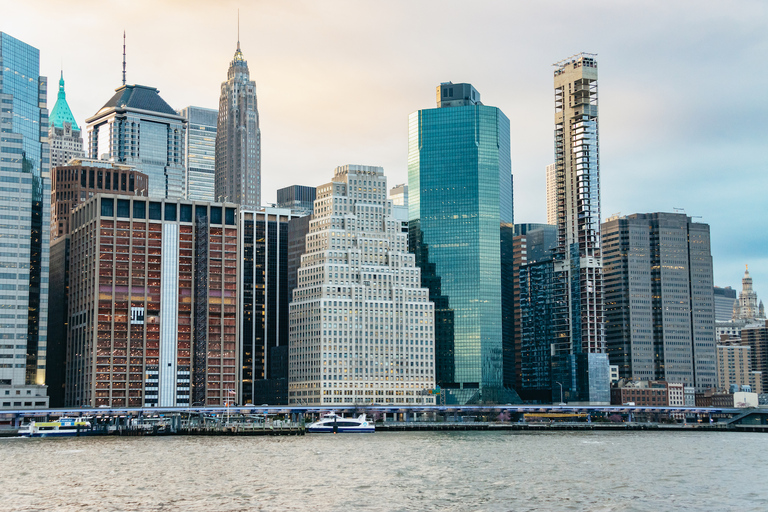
top-left (3, 0), bottom-right (767, 294)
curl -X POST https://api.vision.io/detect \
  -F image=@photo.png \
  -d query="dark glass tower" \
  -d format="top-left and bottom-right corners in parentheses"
top-left (408, 82), bottom-right (517, 404)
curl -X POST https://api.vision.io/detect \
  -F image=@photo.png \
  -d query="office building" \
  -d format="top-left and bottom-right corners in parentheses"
top-left (714, 286), bottom-right (737, 322)
top-left (733, 267), bottom-right (765, 321)
top-left (0, 33), bottom-right (50, 409)
top-left (716, 339), bottom-right (762, 394)
top-left (504, 223), bottom-right (557, 400)
top-left (390, 183), bottom-right (408, 207)
top-left (86, 84), bottom-right (186, 200)
top-left (551, 54), bottom-right (609, 403)
top-left (289, 165), bottom-right (435, 406)
top-left (277, 185), bottom-right (316, 215)
top-left (216, 40), bottom-right (260, 207)
top-left (610, 380), bottom-right (669, 407)
top-left (240, 207), bottom-right (295, 405)
top-left (50, 159), bottom-right (147, 241)
top-left (408, 82), bottom-right (514, 404)
top-left (602, 212), bottom-right (717, 391)
top-left (65, 195), bottom-right (239, 407)
top-left (179, 106), bottom-right (217, 202)
top-left (545, 163), bottom-right (556, 225)
top-left (742, 321), bottom-right (768, 394)
top-left (48, 72), bottom-right (84, 168)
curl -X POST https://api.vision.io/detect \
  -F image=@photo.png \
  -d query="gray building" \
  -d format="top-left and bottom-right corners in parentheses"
top-left (48, 72), bottom-right (84, 168)
top-left (216, 41), bottom-right (260, 207)
top-left (714, 286), bottom-right (737, 323)
top-left (0, 33), bottom-right (50, 409)
top-left (179, 106), bottom-right (217, 202)
top-left (602, 212), bottom-right (718, 391)
top-left (277, 185), bottom-right (315, 215)
top-left (86, 85), bottom-right (186, 200)
top-left (552, 53), bottom-right (608, 403)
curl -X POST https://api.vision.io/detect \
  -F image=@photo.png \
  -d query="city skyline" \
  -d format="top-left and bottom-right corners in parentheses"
top-left (1, 0), bottom-right (765, 290)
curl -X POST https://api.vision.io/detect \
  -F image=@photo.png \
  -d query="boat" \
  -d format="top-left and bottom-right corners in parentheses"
top-left (18, 418), bottom-right (93, 438)
top-left (307, 412), bottom-right (375, 433)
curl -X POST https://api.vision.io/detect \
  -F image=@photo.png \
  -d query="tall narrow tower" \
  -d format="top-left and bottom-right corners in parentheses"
top-left (215, 40), bottom-right (261, 207)
top-left (551, 53), bottom-right (608, 403)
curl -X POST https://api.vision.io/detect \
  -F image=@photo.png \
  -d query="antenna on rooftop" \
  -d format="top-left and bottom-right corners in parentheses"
top-left (122, 31), bottom-right (126, 86)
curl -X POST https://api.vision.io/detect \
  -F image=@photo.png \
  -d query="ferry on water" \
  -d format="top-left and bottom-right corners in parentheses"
top-left (18, 418), bottom-right (93, 438)
top-left (307, 412), bottom-right (375, 433)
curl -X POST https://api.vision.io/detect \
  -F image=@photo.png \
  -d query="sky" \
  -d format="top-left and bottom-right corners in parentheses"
top-left (2, 0), bottom-right (767, 294)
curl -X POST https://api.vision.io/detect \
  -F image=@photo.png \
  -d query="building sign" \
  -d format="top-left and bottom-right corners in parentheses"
top-left (131, 307), bottom-right (145, 324)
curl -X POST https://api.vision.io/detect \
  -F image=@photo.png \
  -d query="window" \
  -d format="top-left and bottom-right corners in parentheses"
top-left (164, 203), bottom-right (177, 222)
top-left (101, 198), bottom-right (114, 217)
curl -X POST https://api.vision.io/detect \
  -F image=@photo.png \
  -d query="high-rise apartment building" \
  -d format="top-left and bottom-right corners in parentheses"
top-left (86, 84), bottom-right (186, 200)
top-left (408, 82), bottom-right (514, 404)
top-left (216, 41), bottom-right (260, 207)
top-left (741, 320), bottom-right (768, 394)
top-left (240, 207), bottom-right (295, 405)
top-left (0, 33), bottom-right (51, 410)
top-left (716, 339), bottom-right (762, 394)
top-left (179, 106), bottom-right (217, 202)
top-left (65, 195), bottom-right (239, 407)
top-left (48, 72), bottom-right (84, 168)
top-left (545, 163), bottom-right (557, 225)
top-left (289, 165), bottom-right (435, 406)
top-left (551, 53), bottom-right (609, 403)
top-left (602, 212), bottom-right (718, 391)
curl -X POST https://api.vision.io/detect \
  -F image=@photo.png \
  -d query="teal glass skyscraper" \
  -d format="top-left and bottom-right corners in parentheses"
top-left (408, 83), bottom-right (515, 404)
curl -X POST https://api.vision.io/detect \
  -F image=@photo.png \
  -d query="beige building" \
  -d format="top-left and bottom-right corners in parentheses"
top-left (716, 339), bottom-right (763, 394)
top-left (545, 162), bottom-right (557, 225)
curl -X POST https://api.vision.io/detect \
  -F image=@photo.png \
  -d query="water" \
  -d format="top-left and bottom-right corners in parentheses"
top-left (1, 431), bottom-right (767, 511)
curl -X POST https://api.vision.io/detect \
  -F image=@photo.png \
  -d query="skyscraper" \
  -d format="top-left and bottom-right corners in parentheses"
top-left (733, 267), bottom-right (765, 321)
top-left (713, 286), bottom-right (738, 323)
top-left (289, 165), bottom-right (435, 406)
top-left (179, 106), bottom-right (217, 202)
top-left (86, 84), bottom-right (186, 200)
top-left (0, 33), bottom-right (50, 409)
top-left (602, 212), bottom-right (717, 391)
top-left (48, 72), bottom-right (84, 168)
top-left (65, 195), bottom-right (240, 407)
top-left (408, 82), bottom-right (515, 404)
top-left (551, 54), bottom-right (609, 403)
top-left (216, 41), bottom-right (260, 207)
top-left (277, 185), bottom-right (316, 215)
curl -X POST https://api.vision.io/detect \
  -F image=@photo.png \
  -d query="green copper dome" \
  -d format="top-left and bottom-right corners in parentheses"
top-left (49, 72), bottom-right (79, 131)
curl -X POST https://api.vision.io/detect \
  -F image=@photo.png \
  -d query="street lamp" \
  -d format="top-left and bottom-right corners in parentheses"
top-left (555, 381), bottom-right (564, 405)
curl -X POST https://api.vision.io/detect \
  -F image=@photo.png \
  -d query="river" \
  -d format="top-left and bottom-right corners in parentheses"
top-left (1, 431), bottom-right (766, 511)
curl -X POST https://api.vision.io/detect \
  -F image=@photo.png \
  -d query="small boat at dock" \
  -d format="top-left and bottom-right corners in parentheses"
top-left (307, 412), bottom-right (375, 433)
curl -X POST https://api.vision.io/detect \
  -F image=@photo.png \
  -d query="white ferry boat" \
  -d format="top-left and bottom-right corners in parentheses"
top-left (307, 412), bottom-right (375, 433)
top-left (18, 418), bottom-right (93, 438)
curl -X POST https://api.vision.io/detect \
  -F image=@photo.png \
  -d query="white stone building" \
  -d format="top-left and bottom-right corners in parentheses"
top-left (288, 165), bottom-right (435, 405)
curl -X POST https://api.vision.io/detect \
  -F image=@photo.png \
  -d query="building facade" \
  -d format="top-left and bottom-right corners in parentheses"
top-left (714, 286), bottom-right (737, 323)
top-left (408, 82), bottom-right (514, 404)
top-left (733, 267), bottom-right (765, 321)
top-left (545, 163), bottom-right (556, 226)
top-left (742, 321), bottom-right (768, 394)
top-left (289, 165), bottom-right (435, 406)
top-left (0, 33), bottom-right (51, 409)
top-left (389, 183), bottom-right (408, 207)
top-left (179, 106), bottom-right (217, 202)
top-left (48, 72), bottom-right (84, 168)
top-left (716, 339), bottom-right (762, 394)
top-left (215, 42), bottom-right (260, 207)
top-left (277, 185), bottom-right (316, 215)
top-left (86, 84), bottom-right (186, 200)
top-left (65, 195), bottom-right (239, 407)
top-left (50, 159), bottom-right (147, 241)
top-left (240, 207), bottom-right (294, 405)
top-left (551, 54), bottom-right (609, 403)
top-left (602, 212), bottom-right (718, 392)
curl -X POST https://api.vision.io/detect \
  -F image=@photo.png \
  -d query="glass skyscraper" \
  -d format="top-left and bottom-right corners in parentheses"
top-left (408, 82), bottom-right (515, 404)
top-left (0, 33), bottom-right (50, 409)
top-left (179, 106), bottom-right (217, 202)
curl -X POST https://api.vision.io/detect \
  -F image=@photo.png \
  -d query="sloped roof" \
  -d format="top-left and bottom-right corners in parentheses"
top-left (49, 72), bottom-right (79, 130)
top-left (99, 84), bottom-right (177, 116)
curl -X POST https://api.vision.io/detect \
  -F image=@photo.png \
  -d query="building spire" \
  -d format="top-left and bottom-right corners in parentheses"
top-left (122, 31), bottom-right (126, 86)
top-left (237, 9), bottom-right (240, 50)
